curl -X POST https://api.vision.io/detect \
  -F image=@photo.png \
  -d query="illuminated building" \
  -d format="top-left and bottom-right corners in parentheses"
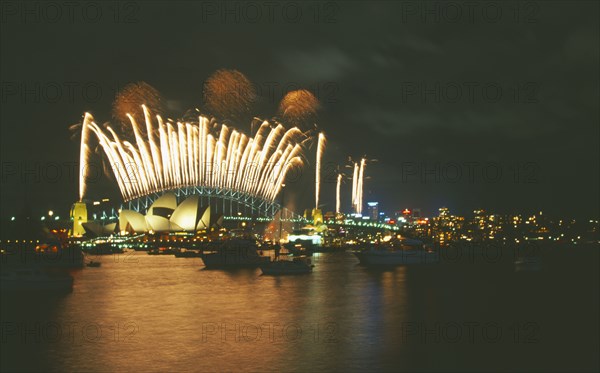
top-left (367, 202), bottom-right (379, 221)
top-left (312, 208), bottom-right (323, 225)
top-left (81, 193), bottom-right (222, 236)
top-left (432, 207), bottom-right (464, 244)
top-left (324, 211), bottom-right (335, 221)
top-left (69, 201), bottom-right (88, 237)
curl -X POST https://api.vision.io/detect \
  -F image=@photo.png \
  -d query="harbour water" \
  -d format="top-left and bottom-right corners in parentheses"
top-left (2, 248), bottom-right (598, 372)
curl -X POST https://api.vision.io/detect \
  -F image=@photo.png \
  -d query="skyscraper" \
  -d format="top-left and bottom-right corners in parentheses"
top-left (367, 202), bottom-right (379, 221)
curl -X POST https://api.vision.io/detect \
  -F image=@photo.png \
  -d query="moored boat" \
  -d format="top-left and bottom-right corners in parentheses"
top-left (514, 256), bottom-right (542, 272)
top-left (354, 237), bottom-right (439, 266)
top-left (354, 247), bottom-right (440, 265)
top-left (200, 239), bottom-right (270, 268)
top-left (260, 256), bottom-right (313, 275)
top-left (148, 247), bottom-right (179, 255)
top-left (85, 242), bottom-right (124, 255)
top-left (174, 249), bottom-right (202, 258)
top-left (284, 241), bottom-right (314, 256)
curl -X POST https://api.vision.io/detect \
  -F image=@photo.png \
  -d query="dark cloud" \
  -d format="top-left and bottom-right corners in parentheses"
top-left (278, 46), bottom-right (357, 81)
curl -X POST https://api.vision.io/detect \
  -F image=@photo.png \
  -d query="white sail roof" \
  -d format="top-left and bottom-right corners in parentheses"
top-left (116, 194), bottom-right (217, 234)
top-left (145, 215), bottom-right (172, 232)
top-left (196, 205), bottom-right (211, 230)
top-left (147, 193), bottom-right (177, 217)
top-left (169, 195), bottom-right (208, 231)
top-left (119, 210), bottom-right (148, 233)
top-left (82, 222), bottom-right (114, 237)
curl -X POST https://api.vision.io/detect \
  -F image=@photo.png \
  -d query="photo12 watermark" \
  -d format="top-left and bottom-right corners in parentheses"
top-left (0, 1), bottom-right (140, 24)
top-left (396, 1), bottom-right (540, 24)
top-left (196, 1), bottom-right (340, 24)
top-left (201, 321), bottom-right (338, 343)
top-left (399, 161), bottom-right (541, 185)
top-left (398, 81), bottom-right (540, 104)
top-left (1, 321), bottom-right (139, 344)
top-left (401, 321), bottom-right (540, 344)
top-left (0, 80), bottom-right (141, 105)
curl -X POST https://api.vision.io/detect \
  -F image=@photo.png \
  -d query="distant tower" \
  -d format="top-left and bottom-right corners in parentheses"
top-left (312, 208), bottom-right (323, 225)
top-left (367, 202), bottom-right (379, 221)
top-left (70, 201), bottom-right (88, 237)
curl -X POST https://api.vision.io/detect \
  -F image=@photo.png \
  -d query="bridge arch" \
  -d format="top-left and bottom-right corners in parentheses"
top-left (117, 187), bottom-right (304, 221)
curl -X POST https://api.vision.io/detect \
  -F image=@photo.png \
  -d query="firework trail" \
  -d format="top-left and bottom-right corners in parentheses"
top-left (351, 162), bottom-right (359, 213)
top-left (357, 158), bottom-right (366, 215)
top-left (78, 113), bottom-right (94, 201)
top-left (350, 159), bottom-right (366, 214)
top-left (315, 132), bottom-right (326, 209)
top-left (79, 106), bottom-right (306, 202)
top-left (336, 173), bottom-right (342, 214)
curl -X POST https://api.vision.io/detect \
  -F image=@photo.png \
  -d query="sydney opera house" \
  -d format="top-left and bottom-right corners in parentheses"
top-left (80, 193), bottom-right (223, 237)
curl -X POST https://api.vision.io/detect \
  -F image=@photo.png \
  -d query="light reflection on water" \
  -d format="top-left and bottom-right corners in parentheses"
top-left (1, 249), bottom-right (598, 372)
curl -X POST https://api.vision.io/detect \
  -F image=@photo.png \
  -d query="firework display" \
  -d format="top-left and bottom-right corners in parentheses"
top-left (79, 106), bottom-right (305, 203)
top-left (112, 82), bottom-right (163, 134)
top-left (203, 69), bottom-right (256, 121)
top-left (278, 89), bottom-right (320, 125)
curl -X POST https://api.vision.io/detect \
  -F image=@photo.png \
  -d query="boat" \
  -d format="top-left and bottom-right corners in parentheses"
top-left (85, 242), bottom-right (124, 255)
top-left (260, 255), bottom-right (313, 275)
top-left (0, 268), bottom-right (74, 292)
top-left (312, 245), bottom-right (347, 253)
top-left (354, 247), bottom-right (439, 265)
top-left (287, 226), bottom-right (322, 255)
top-left (514, 256), bottom-right (542, 272)
top-left (86, 260), bottom-right (101, 267)
top-left (284, 241), bottom-right (314, 256)
top-left (200, 239), bottom-right (270, 268)
top-left (147, 247), bottom-right (179, 256)
top-left (354, 237), bottom-right (439, 266)
top-left (174, 249), bottom-right (202, 258)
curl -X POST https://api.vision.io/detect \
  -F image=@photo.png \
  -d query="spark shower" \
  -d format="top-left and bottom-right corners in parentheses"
top-left (76, 71), bottom-right (368, 215)
top-left (79, 106), bottom-right (307, 203)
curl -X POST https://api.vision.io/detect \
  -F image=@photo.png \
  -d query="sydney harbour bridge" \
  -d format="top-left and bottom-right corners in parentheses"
top-left (120, 186), bottom-right (302, 222)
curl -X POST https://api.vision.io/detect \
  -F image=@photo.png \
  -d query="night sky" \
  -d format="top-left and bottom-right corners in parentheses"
top-left (1, 1), bottom-right (598, 219)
